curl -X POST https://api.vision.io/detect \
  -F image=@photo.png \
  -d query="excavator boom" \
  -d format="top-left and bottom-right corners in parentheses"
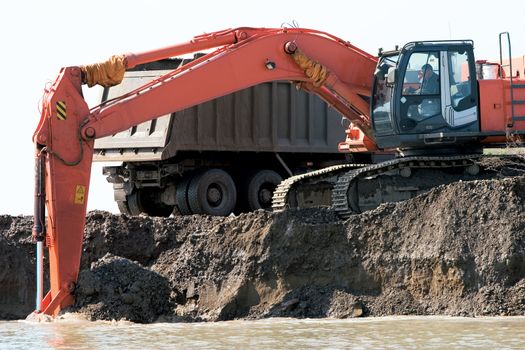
top-left (32, 27), bottom-right (377, 316)
top-left (83, 28), bottom-right (376, 139)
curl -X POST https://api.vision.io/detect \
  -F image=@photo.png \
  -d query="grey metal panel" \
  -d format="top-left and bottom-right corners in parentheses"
top-left (163, 82), bottom-right (346, 156)
top-left (94, 70), bottom-right (173, 151)
top-left (94, 148), bottom-right (164, 162)
top-left (94, 68), bottom-right (346, 162)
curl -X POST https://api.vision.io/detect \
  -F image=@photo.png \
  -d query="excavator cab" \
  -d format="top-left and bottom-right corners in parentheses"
top-left (371, 41), bottom-right (480, 153)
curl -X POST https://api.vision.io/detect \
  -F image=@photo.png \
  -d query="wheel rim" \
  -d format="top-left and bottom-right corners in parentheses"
top-left (126, 188), bottom-right (174, 217)
top-left (246, 170), bottom-right (282, 211)
top-left (207, 185), bottom-right (223, 207)
top-left (258, 186), bottom-right (274, 208)
top-left (187, 169), bottom-right (236, 216)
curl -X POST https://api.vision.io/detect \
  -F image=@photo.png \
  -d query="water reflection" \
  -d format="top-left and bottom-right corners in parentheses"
top-left (1, 316), bottom-right (525, 349)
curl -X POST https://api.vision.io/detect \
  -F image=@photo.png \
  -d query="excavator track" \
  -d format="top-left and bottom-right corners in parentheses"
top-left (272, 163), bottom-right (367, 212)
top-left (331, 154), bottom-right (482, 218)
top-left (271, 154), bottom-right (525, 218)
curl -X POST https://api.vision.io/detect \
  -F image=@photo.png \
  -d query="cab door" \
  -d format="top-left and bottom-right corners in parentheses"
top-left (440, 48), bottom-right (478, 128)
top-left (397, 50), bottom-right (448, 133)
top-left (393, 44), bottom-right (480, 147)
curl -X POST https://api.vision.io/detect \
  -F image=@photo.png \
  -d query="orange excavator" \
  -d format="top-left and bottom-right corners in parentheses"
top-left (32, 28), bottom-right (525, 316)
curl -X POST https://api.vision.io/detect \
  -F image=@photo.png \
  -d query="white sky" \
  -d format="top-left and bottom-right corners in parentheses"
top-left (0, 0), bottom-right (524, 215)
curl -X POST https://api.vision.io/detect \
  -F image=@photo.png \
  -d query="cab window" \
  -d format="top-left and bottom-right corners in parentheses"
top-left (372, 54), bottom-right (399, 135)
top-left (447, 50), bottom-right (474, 111)
top-left (402, 52), bottom-right (440, 96)
top-left (398, 51), bottom-right (445, 133)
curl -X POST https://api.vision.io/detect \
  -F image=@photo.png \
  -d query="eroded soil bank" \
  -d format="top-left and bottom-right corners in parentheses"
top-left (1, 176), bottom-right (525, 322)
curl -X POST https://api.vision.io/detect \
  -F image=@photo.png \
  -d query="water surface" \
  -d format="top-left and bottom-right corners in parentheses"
top-left (2, 316), bottom-right (525, 349)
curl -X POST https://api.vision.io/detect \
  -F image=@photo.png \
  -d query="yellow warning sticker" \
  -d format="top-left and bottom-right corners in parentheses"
top-left (74, 185), bottom-right (86, 204)
top-left (56, 101), bottom-right (66, 121)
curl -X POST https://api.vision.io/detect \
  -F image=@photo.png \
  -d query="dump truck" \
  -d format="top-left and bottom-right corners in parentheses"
top-left (94, 58), bottom-right (351, 216)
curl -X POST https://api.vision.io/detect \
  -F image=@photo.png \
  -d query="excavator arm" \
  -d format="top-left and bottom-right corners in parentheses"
top-left (32, 27), bottom-right (377, 316)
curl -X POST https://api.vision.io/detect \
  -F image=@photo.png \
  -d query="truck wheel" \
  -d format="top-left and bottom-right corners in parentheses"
top-left (187, 169), bottom-right (236, 216)
top-left (175, 176), bottom-right (193, 215)
top-left (116, 200), bottom-right (132, 216)
top-left (127, 188), bottom-right (174, 217)
top-left (246, 170), bottom-right (282, 210)
top-left (113, 183), bottom-right (132, 215)
top-left (126, 191), bottom-right (142, 216)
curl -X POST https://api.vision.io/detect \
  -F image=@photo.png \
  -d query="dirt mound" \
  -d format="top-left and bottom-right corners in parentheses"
top-left (345, 176), bottom-right (525, 316)
top-left (0, 215), bottom-right (42, 320)
top-left (75, 254), bottom-right (172, 323)
top-left (1, 175), bottom-right (525, 322)
top-left (73, 176), bottom-right (525, 322)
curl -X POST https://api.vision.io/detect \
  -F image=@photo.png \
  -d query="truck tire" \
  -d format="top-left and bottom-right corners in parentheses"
top-left (126, 188), bottom-right (174, 217)
top-left (175, 176), bottom-right (193, 215)
top-left (187, 169), bottom-right (236, 216)
top-left (113, 183), bottom-right (133, 215)
top-left (116, 200), bottom-right (132, 216)
top-left (246, 170), bottom-right (283, 210)
top-left (127, 191), bottom-right (142, 216)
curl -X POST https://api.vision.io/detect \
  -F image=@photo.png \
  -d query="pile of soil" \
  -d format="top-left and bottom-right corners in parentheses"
top-left (1, 175), bottom-right (525, 322)
top-left (0, 215), bottom-right (41, 319)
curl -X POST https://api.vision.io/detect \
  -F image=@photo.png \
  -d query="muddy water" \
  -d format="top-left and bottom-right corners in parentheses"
top-left (2, 316), bottom-right (525, 349)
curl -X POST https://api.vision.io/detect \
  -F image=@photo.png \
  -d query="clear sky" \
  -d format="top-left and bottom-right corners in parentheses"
top-left (0, 0), bottom-right (524, 215)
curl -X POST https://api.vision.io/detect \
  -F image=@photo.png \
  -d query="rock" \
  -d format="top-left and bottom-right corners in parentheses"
top-left (25, 311), bottom-right (53, 323)
top-left (352, 302), bottom-right (364, 317)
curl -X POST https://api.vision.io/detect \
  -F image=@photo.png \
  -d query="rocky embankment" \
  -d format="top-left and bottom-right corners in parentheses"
top-left (1, 175), bottom-right (525, 322)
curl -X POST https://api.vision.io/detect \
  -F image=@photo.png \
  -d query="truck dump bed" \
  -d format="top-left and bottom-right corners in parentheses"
top-left (94, 60), bottom-right (346, 161)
